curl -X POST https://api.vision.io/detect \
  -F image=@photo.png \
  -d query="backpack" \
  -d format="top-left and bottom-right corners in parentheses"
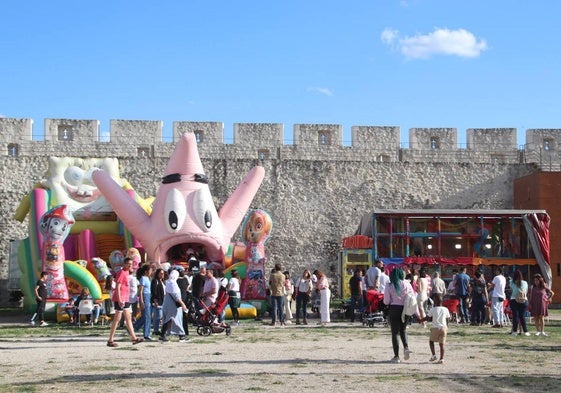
top-left (402, 291), bottom-right (418, 322)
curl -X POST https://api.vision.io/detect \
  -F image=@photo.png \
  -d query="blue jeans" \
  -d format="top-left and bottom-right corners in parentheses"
top-left (510, 299), bottom-right (528, 333)
top-left (349, 295), bottom-right (362, 322)
top-left (152, 305), bottom-right (163, 333)
top-left (271, 296), bottom-right (285, 324)
top-left (458, 295), bottom-right (470, 322)
top-left (295, 292), bottom-right (309, 321)
top-left (134, 293), bottom-right (152, 338)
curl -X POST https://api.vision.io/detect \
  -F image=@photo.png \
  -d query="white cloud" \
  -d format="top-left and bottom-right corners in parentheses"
top-left (0, 113), bottom-right (6, 118)
top-left (307, 87), bottom-right (334, 97)
top-left (381, 28), bottom-right (399, 45)
top-left (382, 28), bottom-right (488, 59)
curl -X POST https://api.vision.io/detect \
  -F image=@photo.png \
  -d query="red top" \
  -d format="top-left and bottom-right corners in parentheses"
top-left (112, 269), bottom-right (130, 303)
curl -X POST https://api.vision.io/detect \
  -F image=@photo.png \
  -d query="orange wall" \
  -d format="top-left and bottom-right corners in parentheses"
top-left (514, 172), bottom-right (561, 303)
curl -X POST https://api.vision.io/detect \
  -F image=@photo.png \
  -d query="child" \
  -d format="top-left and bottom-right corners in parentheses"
top-left (423, 293), bottom-right (450, 364)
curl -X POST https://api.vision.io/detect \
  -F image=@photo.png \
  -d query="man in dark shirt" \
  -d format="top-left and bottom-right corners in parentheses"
top-left (176, 267), bottom-right (191, 337)
top-left (32, 271), bottom-right (49, 327)
top-left (348, 269), bottom-right (364, 322)
top-left (191, 264), bottom-right (207, 300)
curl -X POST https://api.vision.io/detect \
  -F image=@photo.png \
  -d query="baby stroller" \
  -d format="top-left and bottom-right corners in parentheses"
top-left (362, 289), bottom-right (387, 327)
top-left (189, 287), bottom-right (232, 336)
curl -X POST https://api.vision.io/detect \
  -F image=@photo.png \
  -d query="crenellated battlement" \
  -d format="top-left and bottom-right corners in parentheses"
top-left (1, 118), bottom-right (560, 168)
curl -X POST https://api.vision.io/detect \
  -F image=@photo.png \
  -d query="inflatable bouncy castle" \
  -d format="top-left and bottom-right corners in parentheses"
top-left (15, 133), bottom-right (266, 320)
top-left (14, 157), bottom-right (152, 314)
top-left (92, 132), bottom-right (265, 267)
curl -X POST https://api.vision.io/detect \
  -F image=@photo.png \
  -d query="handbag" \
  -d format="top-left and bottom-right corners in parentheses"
top-left (515, 289), bottom-right (527, 303)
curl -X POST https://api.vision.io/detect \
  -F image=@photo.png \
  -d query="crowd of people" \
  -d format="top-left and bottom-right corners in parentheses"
top-left (266, 265), bottom-right (333, 327)
top-left (346, 260), bottom-right (555, 363)
top-left (33, 245), bottom-right (242, 347)
top-left (31, 250), bottom-right (555, 360)
top-left (103, 255), bottom-right (243, 346)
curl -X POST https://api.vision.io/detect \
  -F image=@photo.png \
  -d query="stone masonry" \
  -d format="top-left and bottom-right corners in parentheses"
top-left (1, 118), bottom-right (560, 304)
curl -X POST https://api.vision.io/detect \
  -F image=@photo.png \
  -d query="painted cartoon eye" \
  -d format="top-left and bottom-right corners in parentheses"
top-left (193, 187), bottom-right (218, 232)
top-left (83, 168), bottom-right (97, 186)
top-left (64, 166), bottom-right (85, 186)
top-left (164, 188), bottom-right (186, 233)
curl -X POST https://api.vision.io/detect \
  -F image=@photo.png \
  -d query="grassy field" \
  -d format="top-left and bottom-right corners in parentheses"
top-left (0, 308), bottom-right (560, 393)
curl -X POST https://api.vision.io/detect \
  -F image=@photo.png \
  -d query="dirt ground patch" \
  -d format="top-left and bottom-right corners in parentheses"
top-left (0, 312), bottom-right (560, 393)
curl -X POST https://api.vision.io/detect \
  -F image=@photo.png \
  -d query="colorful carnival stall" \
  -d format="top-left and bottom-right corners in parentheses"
top-left (339, 209), bottom-right (552, 298)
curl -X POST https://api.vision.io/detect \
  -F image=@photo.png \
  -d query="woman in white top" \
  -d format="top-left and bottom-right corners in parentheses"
top-left (227, 270), bottom-right (241, 326)
top-left (416, 268), bottom-right (429, 328)
top-left (314, 270), bottom-right (331, 325)
top-left (295, 269), bottom-right (313, 325)
top-left (283, 271), bottom-right (294, 322)
top-left (509, 270), bottom-right (529, 336)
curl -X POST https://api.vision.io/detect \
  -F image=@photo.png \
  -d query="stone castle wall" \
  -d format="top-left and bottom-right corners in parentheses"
top-left (1, 117), bottom-right (559, 304)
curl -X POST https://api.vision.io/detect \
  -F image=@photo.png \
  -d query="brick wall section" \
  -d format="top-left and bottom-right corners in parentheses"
top-left (514, 172), bottom-right (561, 303)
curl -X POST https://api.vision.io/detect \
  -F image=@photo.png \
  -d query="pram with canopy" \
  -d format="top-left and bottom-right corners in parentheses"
top-left (186, 287), bottom-right (232, 336)
top-left (362, 289), bottom-right (387, 327)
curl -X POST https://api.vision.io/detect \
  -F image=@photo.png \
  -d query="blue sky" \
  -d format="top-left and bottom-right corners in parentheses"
top-left (1, 1), bottom-right (560, 146)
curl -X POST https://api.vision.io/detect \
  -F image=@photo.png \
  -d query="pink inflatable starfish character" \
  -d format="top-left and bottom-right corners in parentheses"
top-left (92, 133), bottom-right (265, 264)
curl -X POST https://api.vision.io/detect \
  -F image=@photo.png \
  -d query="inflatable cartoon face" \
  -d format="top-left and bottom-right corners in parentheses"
top-left (92, 132), bottom-right (265, 264)
top-left (39, 205), bottom-right (75, 242)
top-left (125, 247), bottom-right (141, 270)
top-left (92, 257), bottom-right (111, 280)
top-left (242, 209), bottom-right (272, 244)
top-left (109, 250), bottom-right (125, 272)
top-left (41, 157), bottom-right (123, 214)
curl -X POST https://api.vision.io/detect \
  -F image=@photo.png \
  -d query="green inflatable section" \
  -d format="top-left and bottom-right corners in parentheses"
top-left (63, 261), bottom-right (103, 300)
top-left (224, 261), bottom-right (247, 279)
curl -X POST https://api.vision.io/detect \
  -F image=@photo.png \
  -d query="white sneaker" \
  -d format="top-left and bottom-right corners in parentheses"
top-left (541, 332), bottom-right (548, 336)
top-left (29, 320), bottom-right (35, 326)
top-left (404, 349), bottom-right (412, 360)
top-left (39, 321), bottom-right (48, 327)
top-left (535, 332), bottom-right (541, 336)
top-left (390, 356), bottom-right (400, 363)
top-left (510, 332), bottom-right (518, 336)
top-left (429, 355), bottom-right (438, 362)
top-left (524, 332), bottom-right (530, 336)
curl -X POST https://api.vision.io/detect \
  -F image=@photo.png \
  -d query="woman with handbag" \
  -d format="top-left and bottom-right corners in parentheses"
top-left (295, 269), bottom-right (313, 325)
top-left (383, 267), bottom-right (414, 363)
top-left (509, 270), bottom-right (530, 336)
